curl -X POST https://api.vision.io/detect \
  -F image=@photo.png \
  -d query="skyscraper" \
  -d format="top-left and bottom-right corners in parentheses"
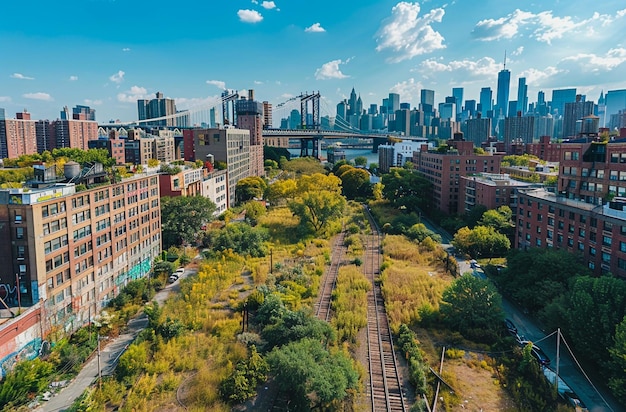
top-left (479, 87), bottom-right (493, 116)
top-left (137, 92), bottom-right (177, 127)
top-left (452, 87), bottom-right (463, 117)
top-left (605, 89), bottom-right (626, 128)
top-left (348, 88), bottom-right (357, 116)
top-left (496, 66), bottom-right (511, 118)
top-left (563, 96), bottom-right (595, 138)
top-left (516, 77), bottom-right (528, 114)
top-left (420, 89), bottom-right (435, 108)
top-left (388, 93), bottom-right (400, 113)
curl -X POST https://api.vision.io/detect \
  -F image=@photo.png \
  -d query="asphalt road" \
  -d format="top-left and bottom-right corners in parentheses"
top-left (36, 267), bottom-right (195, 412)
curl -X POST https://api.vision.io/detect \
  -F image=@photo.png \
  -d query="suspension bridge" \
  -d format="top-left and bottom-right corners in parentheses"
top-left (99, 91), bottom-right (401, 158)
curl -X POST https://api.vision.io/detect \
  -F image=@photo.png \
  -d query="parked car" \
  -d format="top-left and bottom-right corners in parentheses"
top-left (520, 340), bottom-right (551, 366)
top-left (168, 274), bottom-right (179, 283)
top-left (175, 267), bottom-right (185, 275)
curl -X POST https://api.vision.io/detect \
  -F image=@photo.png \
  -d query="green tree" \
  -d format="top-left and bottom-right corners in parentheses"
top-left (440, 274), bottom-right (504, 342)
top-left (564, 276), bottom-right (626, 364)
top-left (236, 176), bottom-right (268, 203)
top-left (339, 168), bottom-right (371, 199)
top-left (406, 223), bottom-right (442, 243)
top-left (266, 178), bottom-right (298, 206)
top-left (353, 156), bottom-right (368, 167)
top-left (381, 168), bottom-right (432, 214)
top-left (609, 316), bottom-right (626, 404)
top-left (451, 225), bottom-right (510, 258)
top-left (267, 339), bottom-right (359, 411)
top-left (463, 205), bottom-right (488, 229)
top-left (220, 346), bottom-right (269, 403)
top-left (209, 222), bottom-right (269, 257)
top-left (296, 173), bottom-right (342, 194)
top-left (52, 147), bottom-right (115, 167)
top-left (243, 201), bottom-right (267, 226)
top-left (282, 157), bottom-right (326, 175)
top-left (496, 248), bottom-right (590, 314)
top-left (0, 358), bottom-right (53, 408)
top-left (160, 195), bottom-right (216, 248)
top-left (116, 342), bottom-right (148, 384)
top-left (289, 190), bottom-right (346, 234)
top-left (478, 206), bottom-right (515, 237)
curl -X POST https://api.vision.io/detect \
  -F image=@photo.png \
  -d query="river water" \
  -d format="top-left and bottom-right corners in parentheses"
top-left (287, 148), bottom-right (379, 167)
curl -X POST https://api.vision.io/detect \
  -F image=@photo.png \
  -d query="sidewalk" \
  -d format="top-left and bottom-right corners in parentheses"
top-left (35, 269), bottom-right (190, 412)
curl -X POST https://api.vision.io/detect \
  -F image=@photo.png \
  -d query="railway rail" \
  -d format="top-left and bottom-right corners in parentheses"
top-left (363, 206), bottom-right (408, 412)
top-left (315, 230), bottom-right (347, 322)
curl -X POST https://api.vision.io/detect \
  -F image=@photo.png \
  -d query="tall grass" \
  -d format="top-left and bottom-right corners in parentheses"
top-left (380, 236), bottom-right (452, 332)
top-left (332, 265), bottom-right (371, 344)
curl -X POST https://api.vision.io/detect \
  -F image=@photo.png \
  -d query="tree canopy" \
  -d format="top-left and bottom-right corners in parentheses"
top-left (381, 168), bottom-right (432, 214)
top-left (236, 176), bottom-right (268, 204)
top-left (160, 195), bottom-right (216, 248)
top-left (451, 225), bottom-right (510, 258)
top-left (267, 338), bottom-right (359, 410)
top-left (338, 167), bottom-right (371, 200)
top-left (440, 274), bottom-right (504, 342)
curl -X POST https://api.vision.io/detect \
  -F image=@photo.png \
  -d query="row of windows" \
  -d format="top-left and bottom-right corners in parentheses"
top-left (46, 252), bottom-right (70, 273)
top-left (43, 218), bottom-right (67, 236)
top-left (42, 201), bottom-right (66, 218)
top-left (45, 235), bottom-right (68, 255)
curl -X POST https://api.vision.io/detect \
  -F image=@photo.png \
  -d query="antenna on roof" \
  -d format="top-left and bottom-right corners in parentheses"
top-left (503, 50), bottom-right (507, 70)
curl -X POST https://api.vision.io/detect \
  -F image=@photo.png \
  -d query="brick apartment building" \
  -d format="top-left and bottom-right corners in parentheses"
top-left (516, 188), bottom-right (626, 278)
top-left (414, 134), bottom-right (503, 215)
top-left (0, 164), bottom-right (162, 335)
top-left (183, 127), bottom-right (251, 207)
top-left (459, 173), bottom-right (532, 215)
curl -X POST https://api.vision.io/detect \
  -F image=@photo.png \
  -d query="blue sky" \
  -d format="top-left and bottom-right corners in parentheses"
top-left (1, 0), bottom-right (625, 125)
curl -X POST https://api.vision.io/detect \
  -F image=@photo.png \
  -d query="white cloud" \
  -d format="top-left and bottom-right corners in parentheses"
top-left (109, 70), bottom-right (125, 84)
top-left (254, 80), bottom-right (264, 85)
top-left (315, 59), bottom-right (350, 80)
top-left (23, 92), bottom-right (53, 101)
top-left (11, 73), bottom-right (34, 80)
top-left (251, 0), bottom-right (258, 3)
top-left (419, 56), bottom-right (501, 78)
top-left (511, 46), bottom-right (524, 56)
top-left (0, 96), bottom-right (11, 102)
top-left (206, 80), bottom-right (226, 90)
top-left (472, 8), bottom-right (626, 44)
top-left (122, 48), bottom-right (131, 52)
top-left (238, 9), bottom-right (263, 23)
top-left (518, 66), bottom-right (564, 86)
top-left (174, 95), bottom-right (222, 111)
top-left (84, 99), bottom-right (103, 105)
top-left (305, 23), bottom-right (326, 33)
top-left (280, 93), bottom-right (294, 99)
top-left (261, 1), bottom-right (276, 10)
top-left (375, 2), bottom-right (446, 63)
top-left (390, 78), bottom-right (423, 102)
top-left (560, 47), bottom-right (626, 72)
top-left (117, 86), bottom-right (149, 103)
top-left (69, 75), bottom-right (78, 81)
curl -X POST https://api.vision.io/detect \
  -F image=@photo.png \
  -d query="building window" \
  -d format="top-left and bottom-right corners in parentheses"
top-left (620, 241), bottom-right (626, 253)
top-left (604, 221), bottom-right (613, 232)
top-left (602, 252), bottom-right (611, 263)
top-left (589, 247), bottom-right (596, 256)
top-left (14, 212), bottom-right (22, 223)
top-left (603, 236), bottom-right (612, 246)
top-left (16, 227), bottom-right (24, 239)
top-left (580, 215), bottom-right (587, 224)
top-left (579, 229), bottom-right (585, 238)
top-left (549, 205), bottom-right (555, 213)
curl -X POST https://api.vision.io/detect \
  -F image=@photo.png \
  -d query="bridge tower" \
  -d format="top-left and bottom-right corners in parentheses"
top-left (300, 92), bottom-right (321, 130)
top-left (221, 90), bottom-right (239, 126)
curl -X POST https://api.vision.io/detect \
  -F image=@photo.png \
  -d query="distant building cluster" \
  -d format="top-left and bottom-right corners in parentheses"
top-left (329, 79), bottom-right (626, 149)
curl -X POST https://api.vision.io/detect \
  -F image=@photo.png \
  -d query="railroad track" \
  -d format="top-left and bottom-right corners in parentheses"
top-left (315, 230), bottom-right (347, 322)
top-left (363, 206), bottom-right (407, 412)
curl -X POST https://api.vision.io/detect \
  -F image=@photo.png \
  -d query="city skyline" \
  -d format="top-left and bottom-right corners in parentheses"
top-left (1, 0), bottom-right (625, 123)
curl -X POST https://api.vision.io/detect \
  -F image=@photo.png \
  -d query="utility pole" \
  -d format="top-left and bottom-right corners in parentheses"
top-left (97, 332), bottom-right (102, 390)
top-left (15, 273), bottom-right (21, 313)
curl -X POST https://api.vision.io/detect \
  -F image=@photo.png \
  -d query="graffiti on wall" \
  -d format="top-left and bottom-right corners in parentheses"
top-left (0, 338), bottom-right (44, 379)
top-left (0, 283), bottom-right (18, 306)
